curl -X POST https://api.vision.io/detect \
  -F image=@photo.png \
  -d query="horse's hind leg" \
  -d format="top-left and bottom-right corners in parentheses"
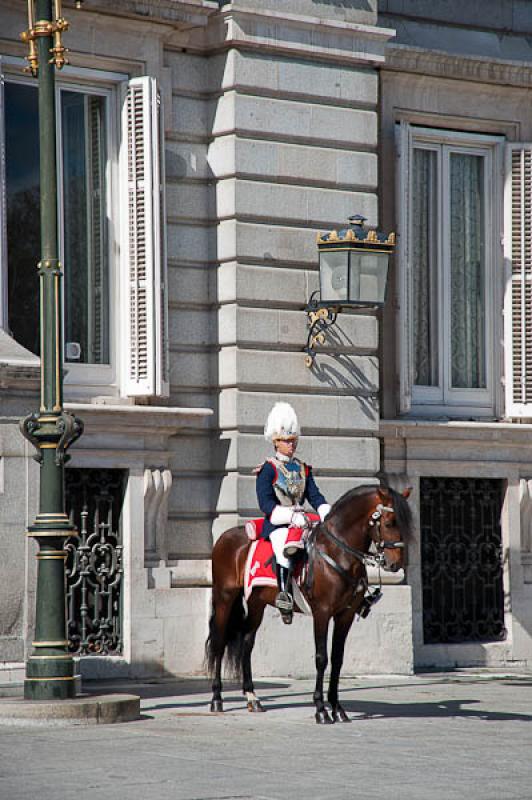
top-left (328, 606), bottom-right (357, 723)
top-left (242, 595), bottom-right (266, 712)
top-left (207, 588), bottom-right (239, 713)
top-left (313, 609), bottom-right (333, 724)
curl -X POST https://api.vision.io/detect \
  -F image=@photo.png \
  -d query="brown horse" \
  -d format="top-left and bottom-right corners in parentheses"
top-left (205, 483), bottom-right (412, 724)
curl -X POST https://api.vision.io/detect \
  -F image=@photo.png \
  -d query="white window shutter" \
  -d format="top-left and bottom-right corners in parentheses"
top-left (396, 120), bottom-right (412, 414)
top-left (0, 60), bottom-right (7, 331)
top-left (120, 76), bottom-right (169, 397)
top-left (504, 144), bottom-right (532, 417)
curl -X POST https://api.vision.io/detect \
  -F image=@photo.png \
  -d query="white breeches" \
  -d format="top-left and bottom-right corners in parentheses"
top-left (269, 527), bottom-right (291, 568)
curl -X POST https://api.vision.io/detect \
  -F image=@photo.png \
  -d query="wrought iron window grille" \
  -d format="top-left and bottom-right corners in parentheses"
top-left (420, 477), bottom-right (506, 645)
top-left (65, 468), bottom-right (127, 656)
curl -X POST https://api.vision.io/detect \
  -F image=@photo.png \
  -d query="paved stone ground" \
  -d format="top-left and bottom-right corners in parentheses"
top-left (1, 671), bottom-right (532, 800)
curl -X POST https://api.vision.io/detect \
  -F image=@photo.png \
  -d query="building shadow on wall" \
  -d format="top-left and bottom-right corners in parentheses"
top-left (307, 317), bottom-right (378, 425)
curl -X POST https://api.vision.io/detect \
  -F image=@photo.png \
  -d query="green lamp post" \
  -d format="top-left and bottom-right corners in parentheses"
top-left (19, 0), bottom-right (83, 701)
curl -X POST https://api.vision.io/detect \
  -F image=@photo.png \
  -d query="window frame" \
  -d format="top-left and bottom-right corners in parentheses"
top-left (0, 56), bottom-right (128, 396)
top-left (397, 122), bottom-right (504, 418)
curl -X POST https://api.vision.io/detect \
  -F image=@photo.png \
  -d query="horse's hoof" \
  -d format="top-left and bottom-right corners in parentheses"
top-left (315, 709), bottom-right (334, 724)
top-left (247, 700), bottom-right (266, 713)
top-left (332, 708), bottom-right (351, 723)
top-left (210, 700), bottom-right (223, 713)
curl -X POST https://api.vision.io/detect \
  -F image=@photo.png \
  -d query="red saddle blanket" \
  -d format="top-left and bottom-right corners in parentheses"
top-left (244, 538), bottom-right (278, 600)
top-left (243, 515), bottom-right (319, 601)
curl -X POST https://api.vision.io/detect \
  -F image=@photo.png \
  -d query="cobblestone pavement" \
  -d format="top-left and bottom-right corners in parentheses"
top-left (1, 672), bottom-right (532, 800)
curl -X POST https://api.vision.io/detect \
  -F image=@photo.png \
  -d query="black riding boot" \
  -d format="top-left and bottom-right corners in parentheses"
top-left (275, 565), bottom-right (294, 622)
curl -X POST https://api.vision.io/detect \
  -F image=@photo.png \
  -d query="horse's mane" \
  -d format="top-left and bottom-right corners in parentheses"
top-left (328, 484), bottom-right (379, 517)
top-left (328, 483), bottom-right (413, 539)
top-left (387, 485), bottom-right (413, 539)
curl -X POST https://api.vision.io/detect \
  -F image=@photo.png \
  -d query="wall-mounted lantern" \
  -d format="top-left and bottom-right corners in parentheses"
top-left (304, 214), bottom-right (395, 367)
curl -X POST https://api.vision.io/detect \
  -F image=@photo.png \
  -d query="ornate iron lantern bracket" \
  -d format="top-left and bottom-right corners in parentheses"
top-left (304, 292), bottom-right (339, 368)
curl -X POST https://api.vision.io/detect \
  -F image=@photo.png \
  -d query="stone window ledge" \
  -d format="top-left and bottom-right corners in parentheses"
top-left (66, 402), bottom-right (213, 438)
top-left (381, 418), bottom-right (532, 445)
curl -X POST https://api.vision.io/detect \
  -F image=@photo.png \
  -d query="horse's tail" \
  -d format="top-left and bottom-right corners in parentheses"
top-left (205, 589), bottom-right (246, 680)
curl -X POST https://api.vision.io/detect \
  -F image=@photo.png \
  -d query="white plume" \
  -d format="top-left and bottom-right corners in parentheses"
top-left (264, 402), bottom-right (299, 441)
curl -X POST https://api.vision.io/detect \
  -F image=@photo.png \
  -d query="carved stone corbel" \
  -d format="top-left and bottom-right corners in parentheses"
top-left (144, 467), bottom-right (172, 565)
top-left (519, 479), bottom-right (532, 554)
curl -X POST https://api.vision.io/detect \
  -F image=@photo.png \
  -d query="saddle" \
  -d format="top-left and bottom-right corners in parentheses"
top-left (243, 515), bottom-right (320, 602)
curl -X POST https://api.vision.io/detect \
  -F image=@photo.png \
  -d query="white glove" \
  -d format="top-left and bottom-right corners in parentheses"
top-left (318, 503), bottom-right (331, 522)
top-left (270, 505), bottom-right (295, 526)
top-left (291, 511), bottom-right (309, 529)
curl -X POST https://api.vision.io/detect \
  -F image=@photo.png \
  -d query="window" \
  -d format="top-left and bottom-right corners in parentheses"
top-left (397, 124), bottom-right (503, 416)
top-left (61, 90), bottom-right (109, 367)
top-left (4, 75), bottom-right (113, 384)
top-left (0, 60), bottom-right (168, 398)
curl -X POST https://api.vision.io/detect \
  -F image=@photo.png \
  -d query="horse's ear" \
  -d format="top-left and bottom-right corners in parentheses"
top-left (402, 487), bottom-right (412, 499)
top-left (377, 486), bottom-right (390, 502)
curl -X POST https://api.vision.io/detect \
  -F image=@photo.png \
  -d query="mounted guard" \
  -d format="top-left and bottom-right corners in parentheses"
top-left (255, 402), bottom-right (330, 622)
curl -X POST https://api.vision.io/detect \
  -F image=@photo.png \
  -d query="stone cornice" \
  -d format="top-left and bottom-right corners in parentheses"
top-left (0, 361), bottom-right (40, 393)
top-left (66, 402), bottom-right (213, 437)
top-left (197, 6), bottom-right (395, 65)
top-left (384, 43), bottom-right (532, 89)
top-left (381, 419), bottom-right (532, 445)
top-left (64, 0), bottom-right (218, 29)
top-left (0, 330), bottom-right (40, 392)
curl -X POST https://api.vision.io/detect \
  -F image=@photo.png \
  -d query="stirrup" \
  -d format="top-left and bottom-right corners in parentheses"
top-left (358, 587), bottom-right (383, 619)
top-left (275, 590), bottom-right (293, 614)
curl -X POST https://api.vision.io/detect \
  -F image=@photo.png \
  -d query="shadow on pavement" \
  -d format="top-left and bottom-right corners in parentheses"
top-left (340, 698), bottom-right (532, 722)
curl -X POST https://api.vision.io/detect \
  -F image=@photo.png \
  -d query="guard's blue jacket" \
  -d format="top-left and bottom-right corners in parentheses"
top-left (256, 457), bottom-right (327, 540)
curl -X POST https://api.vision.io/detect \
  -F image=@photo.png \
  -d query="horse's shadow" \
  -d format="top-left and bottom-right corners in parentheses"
top-left (135, 678), bottom-right (532, 722)
top-left (141, 682), bottom-right (532, 722)
top-left (267, 697), bottom-right (532, 723)
top-left (251, 679), bottom-right (532, 722)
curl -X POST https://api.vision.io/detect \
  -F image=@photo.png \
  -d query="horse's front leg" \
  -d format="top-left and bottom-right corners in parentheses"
top-left (328, 606), bottom-right (357, 723)
top-left (313, 609), bottom-right (332, 724)
top-left (242, 595), bottom-right (266, 712)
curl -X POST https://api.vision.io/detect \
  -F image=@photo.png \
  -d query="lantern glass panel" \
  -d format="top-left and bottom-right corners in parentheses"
top-left (349, 251), bottom-right (389, 304)
top-left (319, 249), bottom-right (348, 303)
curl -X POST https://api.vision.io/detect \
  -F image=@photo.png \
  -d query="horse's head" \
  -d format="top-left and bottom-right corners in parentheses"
top-left (367, 486), bottom-right (412, 572)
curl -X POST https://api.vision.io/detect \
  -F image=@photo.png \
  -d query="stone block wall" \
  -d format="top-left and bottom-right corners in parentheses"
top-left (162, 3), bottom-right (393, 556)
top-left (203, 10), bottom-right (391, 541)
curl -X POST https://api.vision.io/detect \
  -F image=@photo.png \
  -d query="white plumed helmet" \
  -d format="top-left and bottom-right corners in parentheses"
top-left (264, 402), bottom-right (299, 442)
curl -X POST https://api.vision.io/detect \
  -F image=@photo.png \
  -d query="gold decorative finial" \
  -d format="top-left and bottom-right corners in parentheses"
top-left (20, 0), bottom-right (70, 75)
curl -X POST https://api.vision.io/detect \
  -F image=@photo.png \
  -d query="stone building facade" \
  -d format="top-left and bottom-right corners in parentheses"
top-left (379, 0), bottom-right (532, 671)
top-left (1, 0), bottom-right (532, 682)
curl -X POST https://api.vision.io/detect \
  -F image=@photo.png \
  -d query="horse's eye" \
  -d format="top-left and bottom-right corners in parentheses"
top-left (384, 520), bottom-right (395, 528)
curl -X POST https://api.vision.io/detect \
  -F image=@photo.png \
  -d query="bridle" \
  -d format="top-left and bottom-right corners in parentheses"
top-left (367, 503), bottom-right (405, 565)
top-left (305, 501), bottom-right (404, 594)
